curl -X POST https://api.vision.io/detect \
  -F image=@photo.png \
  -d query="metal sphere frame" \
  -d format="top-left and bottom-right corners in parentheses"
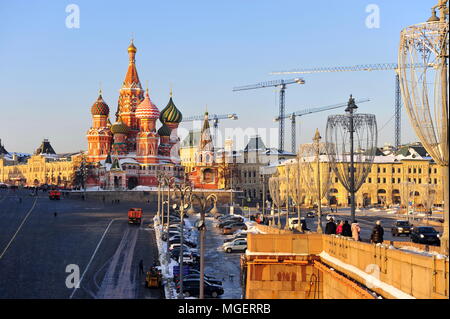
top-left (398, 4), bottom-right (448, 254)
top-left (326, 96), bottom-right (378, 222)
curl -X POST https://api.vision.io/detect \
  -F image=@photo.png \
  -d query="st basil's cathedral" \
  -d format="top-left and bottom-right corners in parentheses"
top-left (85, 40), bottom-right (184, 189)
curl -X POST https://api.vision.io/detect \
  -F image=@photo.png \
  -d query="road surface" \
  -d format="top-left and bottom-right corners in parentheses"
top-left (0, 189), bottom-right (162, 299)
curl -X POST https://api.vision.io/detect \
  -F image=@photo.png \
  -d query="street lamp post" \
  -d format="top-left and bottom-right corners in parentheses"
top-left (285, 166), bottom-right (290, 230)
top-left (191, 192), bottom-right (216, 299)
top-left (313, 130), bottom-right (323, 233)
top-left (173, 182), bottom-right (192, 299)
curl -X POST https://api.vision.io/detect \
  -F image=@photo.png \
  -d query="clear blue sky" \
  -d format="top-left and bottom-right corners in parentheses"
top-left (0, 0), bottom-right (436, 153)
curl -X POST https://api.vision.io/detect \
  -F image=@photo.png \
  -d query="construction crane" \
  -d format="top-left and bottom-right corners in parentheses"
top-left (271, 63), bottom-right (430, 149)
top-left (233, 78), bottom-right (305, 152)
top-left (275, 98), bottom-right (370, 153)
top-left (182, 113), bottom-right (238, 147)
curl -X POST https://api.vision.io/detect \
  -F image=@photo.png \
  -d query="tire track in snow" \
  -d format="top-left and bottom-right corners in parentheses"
top-left (96, 226), bottom-right (140, 299)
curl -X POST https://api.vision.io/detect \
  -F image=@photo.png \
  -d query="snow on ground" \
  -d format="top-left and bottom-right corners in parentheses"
top-left (153, 215), bottom-right (175, 299)
top-left (131, 186), bottom-right (158, 191)
top-left (205, 216), bottom-right (243, 299)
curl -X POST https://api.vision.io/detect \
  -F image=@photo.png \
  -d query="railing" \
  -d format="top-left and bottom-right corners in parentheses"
top-left (246, 233), bottom-right (449, 299)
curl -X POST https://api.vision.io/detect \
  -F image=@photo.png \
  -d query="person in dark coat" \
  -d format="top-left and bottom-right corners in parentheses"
top-left (370, 220), bottom-right (384, 244)
top-left (325, 217), bottom-right (337, 235)
top-left (341, 220), bottom-right (352, 237)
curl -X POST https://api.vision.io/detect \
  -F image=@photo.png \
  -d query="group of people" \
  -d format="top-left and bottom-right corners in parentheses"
top-left (324, 216), bottom-right (385, 244)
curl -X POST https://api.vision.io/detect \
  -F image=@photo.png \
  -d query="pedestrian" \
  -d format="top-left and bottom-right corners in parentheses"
top-left (300, 218), bottom-right (310, 232)
top-left (54, 211), bottom-right (58, 217)
top-left (351, 220), bottom-right (361, 241)
top-left (370, 220), bottom-right (384, 244)
top-left (325, 217), bottom-right (337, 235)
top-left (139, 259), bottom-right (144, 275)
top-left (341, 220), bottom-right (352, 237)
top-left (336, 220), bottom-right (344, 235)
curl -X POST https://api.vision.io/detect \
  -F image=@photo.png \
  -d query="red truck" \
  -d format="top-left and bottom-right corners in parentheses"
top-left (49, 190), bottom-right (61, 200)
top-left (128, 208), bottom-right (143, 225)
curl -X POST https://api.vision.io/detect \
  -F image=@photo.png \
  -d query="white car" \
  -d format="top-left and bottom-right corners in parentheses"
top-left (223, 238), bottom-right (247, 253)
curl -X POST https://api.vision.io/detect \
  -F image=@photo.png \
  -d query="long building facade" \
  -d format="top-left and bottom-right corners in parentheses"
top-left (273, 143), bottom-right (444, 211)
top-left (0, 139), bottom-right (82, 188)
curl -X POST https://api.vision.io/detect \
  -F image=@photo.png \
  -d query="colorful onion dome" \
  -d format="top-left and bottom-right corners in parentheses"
top-left (91, 93), bottom-right (110, 116)
top-left (111, 119), bottom-right (129, 134)
top-left (135, 89), bottom-right (160, 119)
top-left (157, 124), bottom-right (171, 137)
top-left (160, 94), bottom-right (182, 124)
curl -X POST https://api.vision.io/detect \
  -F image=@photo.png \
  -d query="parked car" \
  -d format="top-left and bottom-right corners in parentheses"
top-left (169, 243), bottom-right (195, 252)
top-left (218, 215), bottom-right (243, 223)
top-left (181, 274), bottom-right (222, 286)
top-left (218, 219), bottom-right (244, 229)
top-left (224, 232), bottom-right (247, 243)
top-left (391, 220), bottom-right (413, 236)
top-left (410, 226), bottom-right (440, 246)
top-left (176, 279), bottom-right (224, 298)
top-left (174, 269), bottom-right (221, 284)
top-left (171, 250), bottom-right (197, 264)
top-left (223, 238), bottom-right (247, 253)
top-left (222, 222), bottom-right (247, 235)
top-left (169, 237), bottom-right (197, 248)
top-left (306, 211), bottom-right (316, 218)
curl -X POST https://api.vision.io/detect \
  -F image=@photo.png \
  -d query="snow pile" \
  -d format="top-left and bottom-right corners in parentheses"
top-left (85, 186), bottom-right (104, 191)
top-left (131, 185), bottom-right (158, 191)
top-left (397, 246), bottom-right (447, 259)
top-left (153, 215), bottom-right (175, 299)
top-left (319, 251), bottom-right (415, 299)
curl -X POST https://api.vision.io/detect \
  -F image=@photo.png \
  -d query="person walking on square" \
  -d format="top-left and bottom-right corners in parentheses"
top-left (325, 216), bottom-right (337, 235)
top-left (336, 220), bottom-right (344, 235)
top-left (351, 220), bottom-right (361, 241)
top-left (341, 220), bottom-right (352, 237)
top-left (370, 220), bottom-right (384, 244)
top-left (139, 259), bottom-right (144, 275)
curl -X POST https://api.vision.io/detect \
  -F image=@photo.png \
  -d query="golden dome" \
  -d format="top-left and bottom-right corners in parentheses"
top-left (128, 40), bottom-right (137, 53)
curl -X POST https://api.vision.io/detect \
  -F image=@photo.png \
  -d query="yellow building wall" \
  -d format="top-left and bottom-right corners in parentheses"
top-left (0, 154), bottom-right (82, 187)
top-left (275, 159), bottom-right (443, 209)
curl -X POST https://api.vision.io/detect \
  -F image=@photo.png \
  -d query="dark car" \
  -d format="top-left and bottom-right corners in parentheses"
top-left (222, 222), bottom-right (247, 235)
top-left (391, 220), bottom-right (413, 236)
top-left (176, 279), bottom-right (224, 298)
top-left (179, 274), bottom-right (222, 286)
top-left (306, 211), bottom-right (316, 218)
top-left (410, 226), bottom-right (440, 246)
top-left (218, 215), bottom-right (243, 223)
top-left (218, 219), bottom-right (244, 229)
top-left (174, 269), bottom-right (221, 284)
top-left (171, 248), bottom-right (200, 264)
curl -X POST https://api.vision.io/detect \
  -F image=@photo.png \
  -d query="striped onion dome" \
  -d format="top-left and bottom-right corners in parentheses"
top-left (135, 89), bottom-right (160, 119)
top-left (91, 94), bottom-right (110, 116)
top-left (157, 124), bottom-right (171, 137)
top-left (111, 119), bottom-right (129, 134)
top-left (160, 95), bottom-right (182, 124)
